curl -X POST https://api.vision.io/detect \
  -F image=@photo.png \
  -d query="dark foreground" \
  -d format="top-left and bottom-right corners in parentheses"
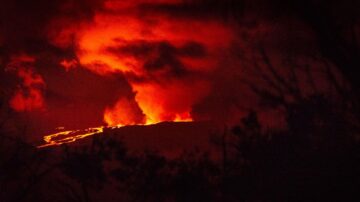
top-left (1, 100), bottom-right (360, 202)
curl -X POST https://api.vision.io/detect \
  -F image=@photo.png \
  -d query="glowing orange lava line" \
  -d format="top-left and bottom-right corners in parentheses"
top-left (37, 126), bottom-right (107, 148)
top-left (37, 119), bottom-right (193, 148)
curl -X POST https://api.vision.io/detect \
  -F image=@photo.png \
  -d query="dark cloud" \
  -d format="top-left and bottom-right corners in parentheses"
top-left (31, 53), bottom-right (137, 130)
top-left (0, 0), bottom-right (104, 53)
top-left (178, 41), bottom-right (207, 58)
top-left (141, 41), bottom-right (185, 76)
top-left (138, 0), bottom-right (244, 21)
top-left (1, 0), bottom-right (359, 136)
top-left (107, 40), bottom-right (207, 78)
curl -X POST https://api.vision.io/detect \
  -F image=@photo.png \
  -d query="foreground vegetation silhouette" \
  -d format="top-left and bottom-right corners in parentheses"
top-left (1, 0), bottom-right (360, 201)
top-left (1, 92), bottom-right (360, 201)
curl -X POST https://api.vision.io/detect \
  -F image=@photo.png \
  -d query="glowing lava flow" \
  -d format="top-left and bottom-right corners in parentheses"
top-left (37, 126), bottom-right (107, 148)
top-left (37, 119), bottom-right (194, 148)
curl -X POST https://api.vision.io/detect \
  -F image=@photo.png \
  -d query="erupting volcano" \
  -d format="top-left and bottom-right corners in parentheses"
top-left (2, 0), bottom-right (360, 201)
top-left (62, 5), bottom-right (232, 126)
top-left (3, 0), bottom-right (356, 150)
top-left (3, 0), bottom-right (237, 147)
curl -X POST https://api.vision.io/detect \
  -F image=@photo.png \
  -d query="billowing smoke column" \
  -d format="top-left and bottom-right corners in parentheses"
top-left (3, 0), bottom-right (340, 133)
top-left (46, 0), bottom-right (234, 126)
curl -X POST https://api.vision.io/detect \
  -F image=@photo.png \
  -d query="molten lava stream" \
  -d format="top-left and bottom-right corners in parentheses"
top-left (37, 118), bottom-right (193, 148)
top-left (37, 126), bottom-right (106, 148)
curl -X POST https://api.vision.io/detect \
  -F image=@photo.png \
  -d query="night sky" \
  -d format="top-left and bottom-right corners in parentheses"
top-left (0, 0), bottom-right (359, 140)
top-left (1, 1), bottom-right (360, 201)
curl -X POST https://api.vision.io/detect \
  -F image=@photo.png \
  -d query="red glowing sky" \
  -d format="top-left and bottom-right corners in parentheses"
top-left (1, 0), bottom-right (352, 139)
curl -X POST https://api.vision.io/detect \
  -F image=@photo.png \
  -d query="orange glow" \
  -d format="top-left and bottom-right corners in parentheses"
top-left (104, 97), bottom-right (145, 126)
top-left (73, 12), bottom-right (230, 126)
top-left (76, 15), bottom-right (146, 75)
top-left (131, 80), bottom-right (210, 124)
top-left (45, 0), bottom-right (233, 134)
top-left (37, 126), bottom-right (105, 148)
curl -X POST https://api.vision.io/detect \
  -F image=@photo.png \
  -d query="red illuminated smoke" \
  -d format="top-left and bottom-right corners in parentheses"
top-left (7, 55), bottom-right (45, 111)
top-left (48, 0), bottom-right (233, 126)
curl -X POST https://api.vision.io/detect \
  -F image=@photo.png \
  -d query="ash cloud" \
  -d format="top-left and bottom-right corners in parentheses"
top-left (138, 0), bottom-right (244, 21)
top-left (0, 0), bottom-right (104, 54)
top-left (0, 0), bottom-right (142, 133)
top-left (1, 0), bottom-right (359, 136)
top-left (107, 40), bottom-right (207, 78)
